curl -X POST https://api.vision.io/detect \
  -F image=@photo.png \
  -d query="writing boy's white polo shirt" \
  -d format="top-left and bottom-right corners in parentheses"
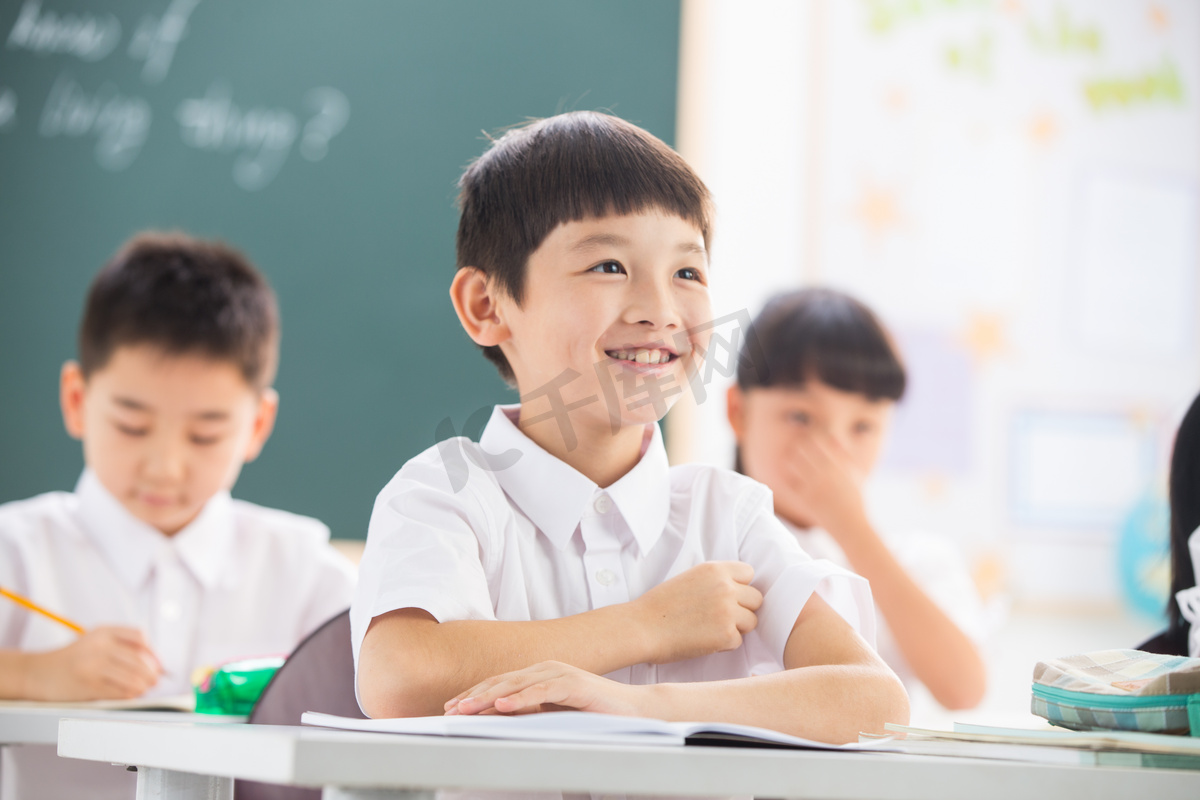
top-left (0, 469), bottom-right (357, 692)
top-left (352, 404), bottom-right (875, 695)
top-left (0, 470), bottom-right (358, 800)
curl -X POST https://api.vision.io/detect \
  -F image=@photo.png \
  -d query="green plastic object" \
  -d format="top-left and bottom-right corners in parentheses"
top-left (193, 656), bottom-right (285, 715)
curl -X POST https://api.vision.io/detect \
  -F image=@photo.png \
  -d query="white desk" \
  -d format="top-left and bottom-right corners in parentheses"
top-left (58, 718), bottom-right (1200, 800)
top-left (0, 705), bottom-right (241, 746)
top-left (0, 706), bottom-right (241, 800)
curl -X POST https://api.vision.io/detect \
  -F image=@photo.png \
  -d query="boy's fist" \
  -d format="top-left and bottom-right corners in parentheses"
top-left (633, 561), bottom-right (762, 664)
top-left (25, 627), bottom-right (162, 701)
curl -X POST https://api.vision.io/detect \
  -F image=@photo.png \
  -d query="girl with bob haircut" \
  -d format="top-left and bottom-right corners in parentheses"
top-left (726, 288), bottom-right (988, 710)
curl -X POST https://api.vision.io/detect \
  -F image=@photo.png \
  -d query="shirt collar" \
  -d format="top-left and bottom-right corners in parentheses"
top-left (75, 469), bottom-right (236, 590)
top-left (478, 404), bottom-right (670, 555)
top-left (604, 422), bottom-right (671, 555)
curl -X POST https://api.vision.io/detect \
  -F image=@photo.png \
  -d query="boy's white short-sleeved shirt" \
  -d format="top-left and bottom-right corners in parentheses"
top-left (351, 404), bottom-right (875, 695)
top-left (0, 469), bottom-right (358, 695)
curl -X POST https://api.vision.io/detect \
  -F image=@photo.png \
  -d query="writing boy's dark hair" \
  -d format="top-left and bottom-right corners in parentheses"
top-left (1167, 389), bottom-right (1200, 639)
top-left (456, 111), bottom-right (713, 383)
top-left (733, 288), bottom-right (906, 472)
top-left (79, 231), bottom-right (279, 390)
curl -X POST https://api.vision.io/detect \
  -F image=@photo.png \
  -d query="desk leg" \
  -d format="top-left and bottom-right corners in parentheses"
top-left (322, 788), bottom-right (435, 800)
top-left (135, 766), bottom-right (233, 800)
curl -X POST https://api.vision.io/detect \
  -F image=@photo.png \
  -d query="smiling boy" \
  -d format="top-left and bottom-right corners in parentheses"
top-left (352, 112), bottom-right (908, 752)
top-left (0, 232), bottom-right (355, 705)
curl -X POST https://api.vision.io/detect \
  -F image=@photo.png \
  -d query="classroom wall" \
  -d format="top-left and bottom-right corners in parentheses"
top-left (679, 0), bottom-right (1200, 614)
top-left (5, 0), bottom-right (1197, 620)
top-left (0, 0), bottom-right (683, 540)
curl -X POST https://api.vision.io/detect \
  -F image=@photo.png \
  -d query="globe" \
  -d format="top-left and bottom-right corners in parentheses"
top-left (1116, 489), bottom-right (1171, 620)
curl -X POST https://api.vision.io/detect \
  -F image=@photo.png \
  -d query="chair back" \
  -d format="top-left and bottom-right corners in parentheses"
top-left (235, 608), bottom-right (364, 800)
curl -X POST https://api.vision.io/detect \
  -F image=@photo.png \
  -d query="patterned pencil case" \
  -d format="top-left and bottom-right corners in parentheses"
top-left (1032, 649), bottom-right (1200, 736)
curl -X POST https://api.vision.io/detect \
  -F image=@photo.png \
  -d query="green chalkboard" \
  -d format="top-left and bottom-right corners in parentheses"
top-left (0, 0), bottom-right (681, 539)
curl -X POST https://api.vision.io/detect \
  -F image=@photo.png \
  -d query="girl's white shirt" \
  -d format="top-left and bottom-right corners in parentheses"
top-left (781, 520), bottom-right (988, 693)
top-left (1175, 525), bottom-right (1200, 658)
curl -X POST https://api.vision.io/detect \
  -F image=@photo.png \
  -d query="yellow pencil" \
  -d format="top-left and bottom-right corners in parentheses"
top-left (0, 586), bottom-right (85, 635)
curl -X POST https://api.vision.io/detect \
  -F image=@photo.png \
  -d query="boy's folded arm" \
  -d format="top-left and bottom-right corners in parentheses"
top-left (356, 561), bottom-right (763, 719)
top-left (357, 604), bottom-right (657, 718)
top-left (646, 593), bottom-right (910, 743)
top-left (440, 593), bottom-right (909, 744)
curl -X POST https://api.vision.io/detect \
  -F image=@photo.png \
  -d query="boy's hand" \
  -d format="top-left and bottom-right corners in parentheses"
top-left (25, 627), bottom-right (163, 701)
top-left (631, 561), bottom-right (762, 664)
top-left (444, 660), bottom-right (641, 717)
top-left (783, 430), bottom-right (870, 538)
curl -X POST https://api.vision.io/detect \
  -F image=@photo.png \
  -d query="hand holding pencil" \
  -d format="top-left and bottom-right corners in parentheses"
top-left (0, 586), bottom-right (164, 702)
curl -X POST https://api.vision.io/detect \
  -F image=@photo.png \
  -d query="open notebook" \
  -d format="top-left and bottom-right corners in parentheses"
top-left (301, 710), bottom-right (895, 750)
top-left (860, 722), bottom-right (1200, 770)
top-left (886, 722), bottom-right (1200, 757)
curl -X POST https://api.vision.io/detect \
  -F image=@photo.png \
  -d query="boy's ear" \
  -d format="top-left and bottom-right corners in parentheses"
top-left (241, 387), bottom-right (279, 463)
top-left (726, 384), bottom-right (745, 441)
top-left (60, 361), bottom-right (87, 440)
top-left (449, 267), bottom-right (510, 347)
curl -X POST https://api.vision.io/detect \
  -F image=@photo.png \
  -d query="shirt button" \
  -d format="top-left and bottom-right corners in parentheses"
top-left (595, 569), bottom-right (617, 587)
top-left (160, 602), bottom-right (181, 621)
top-left (593, 495), bottom-right (612, 514)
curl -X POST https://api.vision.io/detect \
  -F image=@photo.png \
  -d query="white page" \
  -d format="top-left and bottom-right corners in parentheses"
top-left (301, 711), bottom-right (886, 751)
top-left (302, 711), bottom-right (683, 747)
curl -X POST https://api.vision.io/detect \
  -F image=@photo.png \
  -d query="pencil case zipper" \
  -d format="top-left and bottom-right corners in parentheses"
top-left (1032, 683), bottom-right (1193, 710)
top-left (1032, 683), bottom-right (1200, 736)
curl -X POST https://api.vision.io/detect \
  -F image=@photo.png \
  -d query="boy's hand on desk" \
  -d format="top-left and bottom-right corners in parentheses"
top-left (444, 660), bottom-right (640, 717)
top-left (631, 561), bottom-right (762, 664)
top-left (25, 627), bottom-right (163, 701)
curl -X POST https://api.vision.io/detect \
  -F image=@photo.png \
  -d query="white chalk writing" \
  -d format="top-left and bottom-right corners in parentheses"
top-left (176, 83), bottom-right (298, 190)
top-left (299, 87), bottom-right (349, 162)
top-left (127, 0), bottom-right (201, 84)
top-left (39, 72), bottom-right (151, 170)
top-left (6, 3), bottom-right (348, 186)
top-left (6, 0), bottom-right (121, 62)
top-left (0, 88), bottom-right (16, 131)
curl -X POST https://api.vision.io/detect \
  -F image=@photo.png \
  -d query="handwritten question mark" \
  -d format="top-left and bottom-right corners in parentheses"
top-left (0, 88), bottom-right (16, 131)
top-left (300, 87), bottom-right (349, 162)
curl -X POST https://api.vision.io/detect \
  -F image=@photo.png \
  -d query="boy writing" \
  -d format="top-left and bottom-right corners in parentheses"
top-left (353, 112), bottom-right (908, 747)
top-left (0, 232), bottom-right (355, 700)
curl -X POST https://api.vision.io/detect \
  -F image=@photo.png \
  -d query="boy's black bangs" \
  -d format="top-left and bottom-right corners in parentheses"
top-left (516, 118), bottom-right (709, 238)
top-left (80, 233), bottom-right (279, 389)
top-left (458, 112), bottom-right (712, 304)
